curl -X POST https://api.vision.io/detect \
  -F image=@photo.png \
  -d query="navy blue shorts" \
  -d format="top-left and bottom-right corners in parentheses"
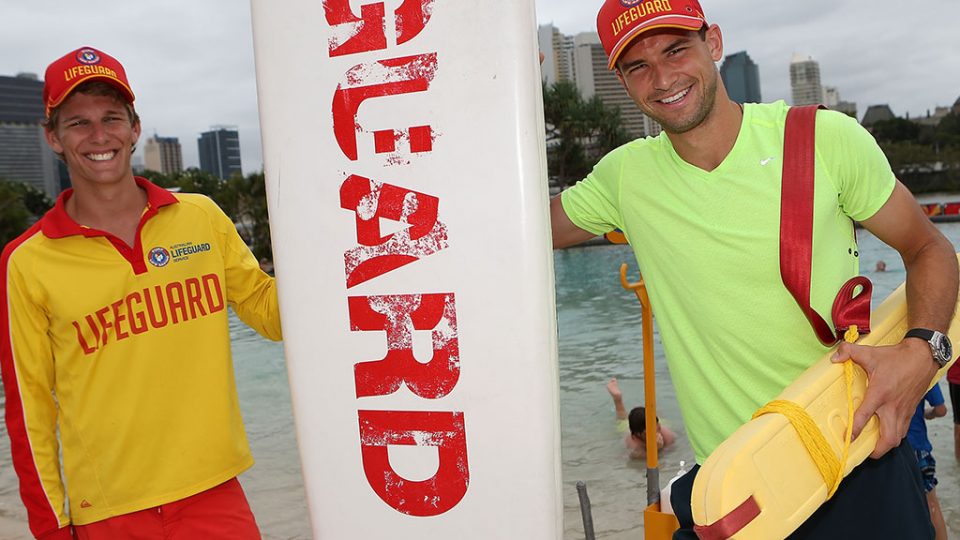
top-left (669, 439), bottom-right (933, 539)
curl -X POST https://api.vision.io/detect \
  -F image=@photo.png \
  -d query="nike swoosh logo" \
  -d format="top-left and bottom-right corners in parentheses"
top-left (760, 157), bottom-right (775, 166)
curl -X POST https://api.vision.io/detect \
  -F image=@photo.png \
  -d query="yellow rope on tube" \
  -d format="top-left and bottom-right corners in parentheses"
top-left (752, 326), bottom-right (859, 499)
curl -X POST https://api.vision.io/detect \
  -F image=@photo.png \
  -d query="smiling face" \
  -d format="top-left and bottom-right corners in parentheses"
top-left (615, 25), bottom-right (724, 135)
top-left (44, 90), bottom-right (140, 191)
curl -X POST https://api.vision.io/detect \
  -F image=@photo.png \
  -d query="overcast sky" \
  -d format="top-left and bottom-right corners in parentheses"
top-left (2, 0), bottom-right (957, 174)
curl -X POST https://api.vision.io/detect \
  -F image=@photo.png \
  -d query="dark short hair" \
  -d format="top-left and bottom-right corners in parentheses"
top-left (44, 80), bottom-right (139, 131)
top-left (615, 24), bottom-right (710, 72)
top-left (628, 406), bottom-right (658, 436)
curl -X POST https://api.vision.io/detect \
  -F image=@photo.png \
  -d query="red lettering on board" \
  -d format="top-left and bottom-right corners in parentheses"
top-left (358, 410), bottom-right (468, 516)
top-left (373, 129), bottom-right (397, 154)
top-left (332, 53), bottom-right (438, 161)
top-left (324, 0), bottom-right (387, 57)
top-left (408, 125), bottom-right (433, 153)
top-left (324, 0), bottom-right (435, 57)
top-left (323, 0), bottom-right (468, 519)
top-left (394, 0), bottom-right (434, 45)
top-left (349, 293), bottom-right (459, 398)
top-left (340, 175), bottom-right (448, 288)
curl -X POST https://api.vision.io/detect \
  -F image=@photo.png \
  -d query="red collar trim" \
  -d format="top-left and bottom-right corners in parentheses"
top-left (41, 177), bottom-right (179, 239)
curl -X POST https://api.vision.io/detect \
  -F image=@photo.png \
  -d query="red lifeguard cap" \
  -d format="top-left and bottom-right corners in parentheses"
top-left (43, 46), bottom-right (135, 116)
top-left (597, 0), bottom-right (708, 70)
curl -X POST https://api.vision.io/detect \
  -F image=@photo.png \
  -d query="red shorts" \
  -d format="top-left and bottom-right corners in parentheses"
top-left (73, 478), bottom-right (261, 540)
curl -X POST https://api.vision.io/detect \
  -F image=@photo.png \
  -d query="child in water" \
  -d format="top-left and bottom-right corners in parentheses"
top-left (607, 378), bottom-right (676, 459)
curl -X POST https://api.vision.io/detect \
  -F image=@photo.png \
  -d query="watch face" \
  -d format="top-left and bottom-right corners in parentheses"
top-left (933, 332), bottom-right (953, 364)
top-left (906, 329), bottom-right (953, 367)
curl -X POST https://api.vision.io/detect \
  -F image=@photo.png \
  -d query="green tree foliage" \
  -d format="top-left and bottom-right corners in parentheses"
top-left (880, 141), bottom-right (939, 169)
top-left (0, 181), bottom-right (53, 248)
top-left (142, 169), bottom-right (274, 263)
top-left (174, 168), bottom-right (228, 197)
top-left (935, 112), bottom-right (960, 149)
top-left (0, 183), bottom-right (31, 248)
top-left (543, 81), bottom-right (631, 187)
top-left (137, 168), bottom-right (175, 189)
top-left (871, 117), bottom-right (920, 143)
top-left (219, 172), bottom-right (273, 262)
top-left (876, 110), bottom-right (960, 194)
top-left (11, 182), bottom-right (54, 217)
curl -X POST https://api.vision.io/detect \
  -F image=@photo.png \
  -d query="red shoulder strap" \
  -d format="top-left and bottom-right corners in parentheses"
top-left (780, 105), bottom-right (872, 346)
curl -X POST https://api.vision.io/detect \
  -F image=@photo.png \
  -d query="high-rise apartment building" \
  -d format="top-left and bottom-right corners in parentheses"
top-left (823, 86), bottom-right (840, 108)
top-left (198, 127), bottom-right (242, 179)
top-left (570, 32), bottom-right (660, 139)
top-left (0, 73), bottom-right (64, 198)
top-left (539, 26), bottom-right (660, 139)
top-left (537, 24), bottom-right (575, 87)
top-left (790, 54), bottom-right (823, 106)
top-left (144, 135), bottom-right (183, 175)
top-left (823, 86), bottom-right (857, 119)
top-left (720, 51), bottom-right (761, 104)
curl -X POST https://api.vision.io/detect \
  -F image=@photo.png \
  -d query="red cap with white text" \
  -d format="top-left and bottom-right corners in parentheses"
top-left (43, 46), bottom-right (135, 116)
top-left (597, 0), bottom-right (707, 70)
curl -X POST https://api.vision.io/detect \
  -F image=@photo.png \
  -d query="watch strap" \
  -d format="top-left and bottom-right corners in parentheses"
top-left (904, 328), bottom-right (935, 341)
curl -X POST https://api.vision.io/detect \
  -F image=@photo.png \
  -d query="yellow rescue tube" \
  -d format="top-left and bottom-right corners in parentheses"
top-left (691, 261), bottom-right (960, 539)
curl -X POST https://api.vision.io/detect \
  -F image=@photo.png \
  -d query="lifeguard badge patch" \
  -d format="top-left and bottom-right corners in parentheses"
top-left (76, 48), bottom-right (101, 65)
top-left (147, 247), bottom-right (170, 267)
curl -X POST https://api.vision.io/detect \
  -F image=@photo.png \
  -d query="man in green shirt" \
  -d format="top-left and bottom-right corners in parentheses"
top-left (552, 0), bottom-right (958, 537)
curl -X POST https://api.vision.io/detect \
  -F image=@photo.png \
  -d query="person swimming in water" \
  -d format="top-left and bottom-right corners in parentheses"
top-left (607, 378), bottom-right (676, 459)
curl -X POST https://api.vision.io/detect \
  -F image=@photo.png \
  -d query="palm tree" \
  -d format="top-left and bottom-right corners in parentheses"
top-left (542, 81), bottom-right (631, 187)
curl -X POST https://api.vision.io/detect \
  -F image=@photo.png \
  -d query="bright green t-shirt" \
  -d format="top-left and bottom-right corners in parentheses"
top-left (562, 101), bottom-right (895, 462)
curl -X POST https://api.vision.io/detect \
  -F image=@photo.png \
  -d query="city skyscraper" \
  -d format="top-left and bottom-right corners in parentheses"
top-left (823, 86), bottom-right (857, 119)
top-left (570, 32), bottom-right (661, 139)
top-left (537, 24), bottom-right (575, 87)
top-left (539, 25), bottom-right (660, 139)
top-left (823, 86), bottom-right (840, 108)
top-left (0, 73), bottom-right (64, 198)
top-left (198, 126), bottom-right (242, 179)
top-left (144, 135), bottom-right (183, 175)
top-left (790, 54), bottom-right (823, 106)
top-left (720, 51), bottom-right (761, 104)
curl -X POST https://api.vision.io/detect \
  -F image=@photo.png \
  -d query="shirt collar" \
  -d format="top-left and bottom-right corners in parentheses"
top-left (41, 177), bottom-right (179, 239)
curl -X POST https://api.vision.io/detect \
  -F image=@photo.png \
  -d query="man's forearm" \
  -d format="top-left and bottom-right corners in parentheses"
top-left (903, 234), bottom-right (958, 332)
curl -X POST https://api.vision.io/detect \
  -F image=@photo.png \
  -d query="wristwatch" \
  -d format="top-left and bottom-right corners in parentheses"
top-left (904, 328), bottom-right (953, 369)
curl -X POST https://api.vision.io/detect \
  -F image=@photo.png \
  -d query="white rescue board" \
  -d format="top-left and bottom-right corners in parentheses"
top-left (250, 1), bottom-right (562, 538)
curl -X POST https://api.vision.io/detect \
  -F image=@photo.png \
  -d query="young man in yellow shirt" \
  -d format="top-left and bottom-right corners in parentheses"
top-left (1, 47), bottom-right (281, 540)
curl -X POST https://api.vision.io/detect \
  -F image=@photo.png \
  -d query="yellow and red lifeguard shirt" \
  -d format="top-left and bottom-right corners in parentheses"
top-left (0, 178), bottom-right (281, 538)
